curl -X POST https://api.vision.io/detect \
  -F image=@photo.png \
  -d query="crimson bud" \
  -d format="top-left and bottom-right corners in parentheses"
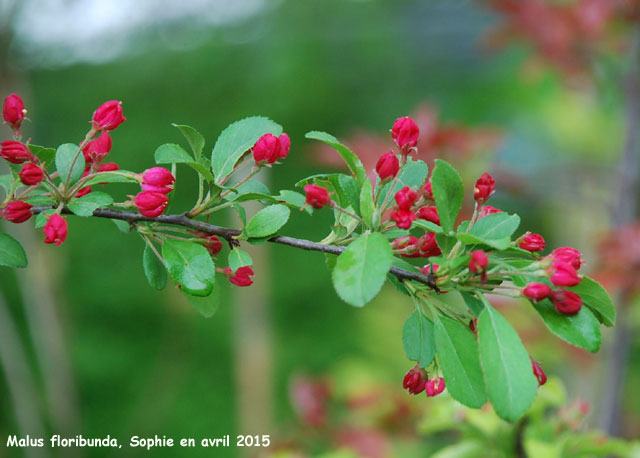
top-left (424, 181), bottom-right (434, 200)
top-left (304, 184), bottom-right (331, 209)
top-left (550, 290), bottom-right (582, 315)
top-left (92, 100), bottom-right (126, 131)
top-left (425, 377), bottom-right (445, 397)
top-left (1, 140), bottom-right (32, 164)
top-left (141, 167), bottom-right (175, 194)
top-left (419, 232), bottom-right (442, 258)
top-left (391, 116), bottom-right (419, 152)
top-left (1, 201), bottom-right (33, 223)
top-left (479, 205), bottom-right (501, 218)
top-left (390, 208), bottom-right (416, 229)
top-left (531, 358), bottom-right (547, 386)
top-left (43, 213), bottom-right (68, 246)
top-left (550, 247), bottom-right (583, 270)
top-left (548, 261), bottom-right (582, 287)
top-left (519, 233), bottom-right (546, 252)
top-left (417, 206), bottom-right (440, 225)
top-left (203, 234), bottom-right (223, 256)
top-left (97, 162), bottom-right (120, 172)
top-left (523, 283), bottom-right (551, 302)
top-left (135, 191), bottom-right (169, 217)
top-left (3, 94), bottom-right (26, 129)
top-left (252, 133), bottom-right (290, 164)
top-left (375, 151), bottom-right (399, 180)
top-left (394, 186), bottom-right (418, 210)
top-left (474, 173), bottom-right (495, 203)
top-left (19, 162), bottom-right (44, 186)
top-left (403, 365), bottom-right (426, 395)
top-left (469, 250), bottom-right (489, 274)
top-left (420, 263), bottom-right (439, 275)
top-left (82, 132), bottom-right (112, 163)
top-left (224, 266), bottom-right (254, 287)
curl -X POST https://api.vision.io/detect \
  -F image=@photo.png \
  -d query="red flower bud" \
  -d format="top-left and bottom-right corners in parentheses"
top-left (1, 140), bottom-right (32, 164)
top-left (425, 377), bottom-right (445, 397)
top-left (519, 233), bottom-right (546, 252)
top-left (403, 365), bottom-right (426, 395)
top-left (420, 263), bottom-right (439, 275)
top-left (549, 290), bottom-right (583, 315)
top-left (474, 173), bottom-right (495, 203)
top-left (1, 201), bottom-right (33, 223)
top-left (19, 162), bottom-right (44, 186)
top-left (252, 133), bottom-right (290, 164)
top-left (97, 162), bottom-right (119, 172)
top-left (203, 234), bottom-right (223, 256)
top-left (417, 206), bottom-right (440, 225)
top-left (3, 94), bottom-right (26, 129)
top-left (394, 186), bottom-right (418, 210)
top-left (82, 132), bottom-right (112, 163)
top-left (469, 250), bottom-right (489, 274)
top-left (531, 358), bottom-right (547, 386)
top-left (304, 184), bottom-right (331, 209)
top-left (135, 191), bottom-right (169, 218)
top-left (547, 261), bottom-right (582, 287)
top-left (224, 266), bottom-right (254, 287)
top-left (479, 205), bottom-right (501, 219)
top-left (43, 213), bottom-right (68, 246)
top-left (550, 247), bottom-right (583, 270)
top-left (141, 167), bottom-right (175, 194)
top-left (469, 318), bottom-right (478, 333)
top-left (92, 100), bottom-right (126, 131)
top-left (391, 235), bottom-right (419, 250)
top-left (391, 116), bottom-right (419, 151)
top-left (390, 209), bottom-right (416, 229)
top-left (419, 232), bottom-right (442, 258)
top-left (522, 283), bottom-right (551, 302)
top-left (424, 181), bottom-right (434, 200)
top-left (375, 151), bottom-right (399, 180)
top-left (76, 186), bottom-right (92, 198)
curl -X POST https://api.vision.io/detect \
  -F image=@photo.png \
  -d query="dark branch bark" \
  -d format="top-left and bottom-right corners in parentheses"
top-left (32, 206), bottom-right (439, 289)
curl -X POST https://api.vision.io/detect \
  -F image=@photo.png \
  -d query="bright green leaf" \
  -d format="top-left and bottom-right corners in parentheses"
top-left (55, 143), bottom-right (85, 186)
top-left (228, 248), bottom-right (253, 272)
top-left (379, 158), bottom-right (428, 202)
top-left (431, 159), bottom-right (463, 234)
top-left (402, 310), bottom-right (436, 367)
top-left (29, 144), bottom-right (56, 164)
top-left (245, 204), bottom-right (290, 238)
top-left (413, 220), bottom-right (443, 233)
top-left (67, 192), bottom-right (113, 217)
top-left (183, 284), bottom-right (219, 318)
top-left (34, 210), bottom-right (55, 228)
top-left (359, 179), bottom-right (375, 228)
top-left (155, 143), bottom-right (194, 164)
top-left (172, 123), bottom-right (205, 160)
top-left (143, 244), bottom-right (167, 290)
top-left (305, 131), bottom-right (367, 185)
top-left (531, 299), bottom-right (601, 352)
top-left (569, 276), bottom-right (616, 327)
top-left (162, 239), bottom-right (215, 296)
top-left (457, 213), bottom-right (521, 251)
top-left (0, 233), bottom-right (28, 268)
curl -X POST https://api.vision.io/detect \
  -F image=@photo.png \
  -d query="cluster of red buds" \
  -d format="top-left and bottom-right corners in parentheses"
top-left (403, 365), bottom-right (446, 398)
top-left (190, 231), bottom-right (255, 288)
top-left (134, 167), bottom-right (175, 217)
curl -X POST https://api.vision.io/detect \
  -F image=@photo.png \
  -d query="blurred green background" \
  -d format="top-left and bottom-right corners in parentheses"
top-left (1, 0), bottom-right (639, 457)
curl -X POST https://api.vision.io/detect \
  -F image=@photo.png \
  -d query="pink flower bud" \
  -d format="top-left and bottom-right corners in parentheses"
top-left (424, 181), bottom-right (434, 200)
top-left (391, 116), bottom-right (419, 152)
top-left (548, 261), bottom-right (582, 287)
top-left (97, 162), bottom-right (119, 173)
top-left (531, 358), bottom-right (547, 386)
top-left (549, 290), bottom-right (583, 315)
top-left (82, 132), bottom-right (112, 163)
top-left (252, 133), bottom-right (290, 164)
top-left (425, 377), bottom-right (445, 397)
top-left (474, 173), bottom-right (495, 203)
top-left (403, 365), bottom-right (426, 395)
top-left (519, 233), bottom-right (546, 252)
top-left (1, 201), bottom-right (33, 223)
top-left (43, 213), bottom-right (68, 246)
top-left (0, 140), bottom-right (32, 164)
top-left (479, 205), bottom-right (501, 219)
top-left (417, 206), bottom-right (440, 225)
top-left (419, 232), bottom-right (442, 258)
top-left (420, 263), bottom-right (439, 275)
top-left (550, 247), bottom-right (583, 270)
top-left (224, 266), bottom-right (254, 287)
top-left (391, 209), bottom-right (416, 229)
top-left (522, 283), bottom-right (551, 302)
top-left (304, 184), bottom-right (331, 209)
top-left (76, 186), bottom-right (92, 198)
top-left (141, 167), bottom-right (175, 194)
top-left (394, 186), bottom-right (418, 210)
top-left (375, 151), bottom-right (399, 180)
top-left (469, 250), bottom-right (489, 274)
top-left (391, 235), bottom-right (419, 251)
top-left (135, 191), bottom-right (169, 218)
top-left (3, 94), bottom-right (26, 129)
top-left (278, 133), bottom-right (291, 159)
top-left (203, 234), bottom-right (222, 256)
top-left (19, 162), bottom-right (44, 186)
top-left (92, 100), bottom-right (126, 132)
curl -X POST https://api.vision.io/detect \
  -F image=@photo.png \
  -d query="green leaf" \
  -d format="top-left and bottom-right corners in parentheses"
top-left (434, 315), bottom-right (487, 408)
top-left (531, 299), bottom-right (601, 352)
top-left (379, 158), bottom-right (428, 202)
top-left (162, 240), bottom-right (215, 296)
top-left (172, 123), bottom-right (205, 160)
top-left (431, 159), bottom-right (463, 234)
top-left (55, 143), bottom-right (85, 186)
top-left (155, 143), bottom-right (194, 164)
top-left (245, 204), bottom-right (290, 238)
top-left (402, 310), bottom-right (436, 367)
top-left (568, 276), bottom-right (616, 326)
top-left (187, 161), bottom-right (215, 183)
top-left (29, 144), bottom-right (56, 164)
top-left (0, 174), bottom-right (13, 193)
top-left (460, 292), bottom-right (485, 316)
top-left (82, 171), bottom-right (138, 187)
top-left (228, 248), bottom-right (253, 272)
top-left (457, 213), bottom-right (521, 250)
top-left (143, 244), bottom-right (167, 290)
top-left (183, 285), bottom-right (219, 318)
top-left (305, 131), bottom-right (367, 185)
top-left (0, 233), bottom-right (28, 268)
top-left (67, 192), bottom-right (113, 217)
top-left (212, 117), bottom-right (282, 182)
top-left (112, 219), bottom-right (130, 233)
top-left (332, 232), bottom-right (392, 307)
top-left (332, 174), bottom-right (360, 213)
top-left (35, 209), bottom-right (55, 228)
top-left (359, 179), bottom-right (375, 228)
top-left (276, 190), bottom-right (310, 213)
top-left (413, 220), bottom-right (443, 233)
top-left (478, 303), bottom-right (538, 421)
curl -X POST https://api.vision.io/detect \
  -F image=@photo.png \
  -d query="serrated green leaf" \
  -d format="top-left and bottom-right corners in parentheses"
top-left (82, 171), bottom-right (138, 187)
top-left (212, 117), bottom-right (282, 182)
top-left (155, 143), bottom-right (194, 164)
top-left (305, 131), bottom-right (367, 185)
top-left (568, 276), bottom-right (616, 326)
top-left (172, 123), bottom-right (205, 160)
top-left (413, 220), bottom-right (443, 233)
top-left (67, 192), bottom-right (113, 217)
top-left (55, 143), bottom-right (84, 186)
top-left (460, 292), bottom-right (485, 316)
top-left (457, 213), bottom-right (520, 250)
top-left (431, 160), bottom-right (463, 234)
top-left (143, 244), bottom-right (167, 290)
top-left (245, 204), bottom-right (290, 238)
top-left (228, 248), bottom-right (253, 272)
top-left (379, 158), bottom-right (428, 203)
top-left (0, 233), bottom-right (28, 268)
top-left (360, 179), bottom-right (375, 228)
top-left (402, 310), bottom-right (436, 367)
top-left (434, 315), bottom-right (486, 408)
top-left (478, 303), bottom-right (538, 421)
top-left (162, 239), bottom-right (215, 296)
top-left (28, 144), bottom-right (56, 164)
top-left (531, 299), bottom-right (601, 352)
top-left (332, 232), bottom-right (392, 307)
top-left (183, 284), bottom-right (219, 318)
